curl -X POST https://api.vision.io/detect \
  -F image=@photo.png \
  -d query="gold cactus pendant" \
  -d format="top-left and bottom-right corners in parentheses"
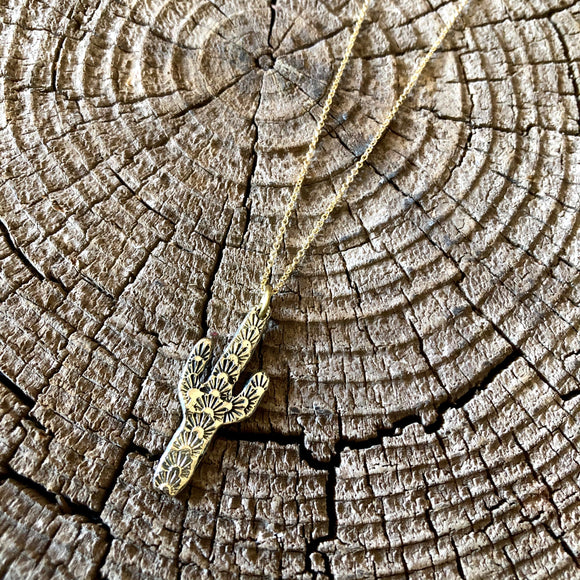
top-left (153, 290), bottom-right (272, 496)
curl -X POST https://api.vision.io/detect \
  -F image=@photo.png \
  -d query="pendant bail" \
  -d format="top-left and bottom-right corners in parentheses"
top-left (258, 284), bottom-right (273, 319)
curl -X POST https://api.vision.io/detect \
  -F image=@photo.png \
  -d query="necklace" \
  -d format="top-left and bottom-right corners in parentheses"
top-left (153, 0), bottom-right (469, 496)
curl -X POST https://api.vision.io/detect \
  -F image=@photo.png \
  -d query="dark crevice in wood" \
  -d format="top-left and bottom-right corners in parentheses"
top-left (460, 287), bottom-right (576, 399)
top-left (425, 106), bottom-right (580, 137)
top-left (0, 371), bottom-right (50, 436)
top-left (561, 387), bottom-right (580, 401)
top-left (2, 441), bottom-right (164, 577)
top-left (92, 451), bottom-right (141, 577)
top-left (544, 525), bottom-right (580, 569)
top-left (267, 0), bottom-right (277, 51)
top-left (0, 369), bottom-right (35, 409)
top-left (51, 34), bottom-right (66, 93)
top-left (50, 5), bottom-right (75, 94)
top-left (171, 70), bottom-right (253, 120)
top-left (278, 19), bottom-right (364, 60)
top-left (111, 167), bottom-right (175, 226)
top-left (450, 537), bottom-right (467, 580)
top-left (220, 429), bottom-right (323, 468)
top-left (501, 545), bottom-right (519, 578)
top-left (0, 217), bottom-right (45, 282)
top-left (126, 441), bottom-right (161, 463)
top-left (203, 470), bottom-right (226, 571)
top-left (421, 473), bottom-right (437, 537)
top-left (95, 533), bottom-right (114, 580)
top-left (79, 272), bottom-right (116, 301)
top-left (0, 467), bottom-right (112, 538)
top-left (357, 346), bottom-right (517, 440)
top-left (239, 74), bottom-right (263, 249)
top-left (225, 346), bottom-right (521, 459)
top-left (174, 496), bottom-right (189, 579)
top-left (407, 316), bottom-right (447, 393)
top-left (305, 464), bottom-right (336, 578)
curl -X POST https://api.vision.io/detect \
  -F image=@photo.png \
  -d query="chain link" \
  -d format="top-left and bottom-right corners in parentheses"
top-left (260, 0), bottom-right (469, 297)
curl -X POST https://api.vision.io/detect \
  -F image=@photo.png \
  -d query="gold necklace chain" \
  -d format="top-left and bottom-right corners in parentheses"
top-left (259, 0), bottom-right (469, 302)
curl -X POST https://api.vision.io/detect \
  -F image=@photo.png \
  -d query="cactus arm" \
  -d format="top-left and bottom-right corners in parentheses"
top-left (222, 371), bottom-right (270, 425)
top-left (178, 338), bottom-right (212, 403)
top-left (207, 307), bottom-right (269, 388)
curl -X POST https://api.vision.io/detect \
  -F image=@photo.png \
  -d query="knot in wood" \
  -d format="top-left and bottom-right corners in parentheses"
top-left (258, 53), bottom-right (275, 70)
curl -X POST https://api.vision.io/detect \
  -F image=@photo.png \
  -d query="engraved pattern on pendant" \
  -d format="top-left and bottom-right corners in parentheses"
top-left (153, 306), bottom-right (270, 496)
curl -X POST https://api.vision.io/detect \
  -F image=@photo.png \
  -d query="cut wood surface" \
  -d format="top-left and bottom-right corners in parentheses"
top-left (0, 0), bottom-right (579, 577)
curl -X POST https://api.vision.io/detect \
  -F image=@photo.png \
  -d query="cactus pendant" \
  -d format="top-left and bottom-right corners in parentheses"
top-left (153, 294), bottom-right (271, 496)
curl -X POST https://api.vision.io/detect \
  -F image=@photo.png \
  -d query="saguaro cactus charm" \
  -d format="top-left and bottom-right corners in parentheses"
top-left (153, 302), bottom-right (271, 496)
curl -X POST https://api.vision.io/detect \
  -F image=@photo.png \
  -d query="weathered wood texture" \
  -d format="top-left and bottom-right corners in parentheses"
top-left (0, 0), bottom-right (579, 577)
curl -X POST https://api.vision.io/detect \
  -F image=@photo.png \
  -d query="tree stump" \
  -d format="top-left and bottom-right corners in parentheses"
top-left (1, 0), bottom-right (579, 577)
